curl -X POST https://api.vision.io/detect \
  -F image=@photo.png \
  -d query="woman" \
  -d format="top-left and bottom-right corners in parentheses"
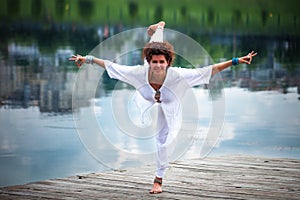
top-left (69, 21), bottom-right (257, 194)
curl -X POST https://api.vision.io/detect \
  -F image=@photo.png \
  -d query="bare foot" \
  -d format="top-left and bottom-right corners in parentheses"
top-left (149, 177), bottom-right (163, 194)
top-left (150, 183), bottom-right (162, 194)
top-left (147, 21), bottom-right (165, 36)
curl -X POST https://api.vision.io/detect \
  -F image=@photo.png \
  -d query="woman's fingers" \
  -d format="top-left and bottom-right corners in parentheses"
top-left (249, 51), bottom-right (258, 57)
top-left (75, 61), bottom-right (82, 67)
top-left (68, 54), bottom-right (77, 61)
top-left (242, 51), bottom-right (257, 64)
top-left (69, 54), bottom-right (85, 68)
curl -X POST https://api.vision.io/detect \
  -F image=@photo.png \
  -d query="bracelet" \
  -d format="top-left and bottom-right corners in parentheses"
top-left (85, 55), bottom-right (94, 64)
top-left (232, 57), bottom-right (239, 66)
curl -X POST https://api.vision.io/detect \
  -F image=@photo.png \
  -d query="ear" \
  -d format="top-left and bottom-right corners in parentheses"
top-left (167, 59), bottom-right (171, 66)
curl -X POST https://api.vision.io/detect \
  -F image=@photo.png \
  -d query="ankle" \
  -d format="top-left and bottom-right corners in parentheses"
top-left (154, 176), bottom-right (163, 185)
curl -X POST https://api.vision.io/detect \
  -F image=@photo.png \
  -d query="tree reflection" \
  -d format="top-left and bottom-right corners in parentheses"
top-left (1, 28), bottom-right (299, 112)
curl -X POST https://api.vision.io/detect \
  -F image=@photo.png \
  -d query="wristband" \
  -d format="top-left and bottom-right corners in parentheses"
top-left (232, 57), bottom-right (239, 66)
top-left (85, 55), bottom-right (94, 64)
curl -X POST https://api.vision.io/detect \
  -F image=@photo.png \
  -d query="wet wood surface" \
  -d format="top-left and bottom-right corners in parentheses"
top-left (1, 155), bottom-right (299, 199)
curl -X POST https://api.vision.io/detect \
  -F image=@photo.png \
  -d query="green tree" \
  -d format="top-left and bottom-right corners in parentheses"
top-left (128, 1), bottom-right (138, 20)
top-left (79, 0), bottom-right (94, 21)
top-left (154, 4), bottom-right (163, 21)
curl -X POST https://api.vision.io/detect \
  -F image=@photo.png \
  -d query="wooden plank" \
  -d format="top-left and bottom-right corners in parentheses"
top-left (0, 156), bottom-right (299, 200)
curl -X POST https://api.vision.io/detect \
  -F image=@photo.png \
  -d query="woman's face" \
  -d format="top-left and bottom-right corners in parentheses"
top-left (149, 55), bottom-right (169, 75)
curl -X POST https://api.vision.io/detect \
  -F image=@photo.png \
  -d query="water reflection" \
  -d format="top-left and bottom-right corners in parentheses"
top-left (0, 28), bottom-right (299, 187)
top-left (1, 37), bottom-right (299, 110)
top-left (1, 43), bottom-right (75, 111)
top-left (207, 87), bottom-right (300, 158)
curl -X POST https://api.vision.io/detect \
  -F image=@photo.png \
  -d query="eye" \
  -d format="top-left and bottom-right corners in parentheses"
top-left (159, 60), bottom-right (166, 64)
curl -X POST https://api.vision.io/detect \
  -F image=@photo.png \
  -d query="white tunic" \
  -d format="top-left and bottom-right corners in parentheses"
top-left (105, 60), bottom-right (211, 136)
top-left (104, 60), bottom-right (212, 177)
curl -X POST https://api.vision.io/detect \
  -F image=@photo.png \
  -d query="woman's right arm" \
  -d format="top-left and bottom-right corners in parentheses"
top-left (93, 57), bottom-right (105, 68)
top-left (69, 54), bottom-right (140, 87)
top-left (69, 54), bottom-right (105, 69)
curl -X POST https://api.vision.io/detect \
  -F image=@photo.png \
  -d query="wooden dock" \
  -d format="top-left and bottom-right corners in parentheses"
top-left (0, 156), bottom-right (299, 199)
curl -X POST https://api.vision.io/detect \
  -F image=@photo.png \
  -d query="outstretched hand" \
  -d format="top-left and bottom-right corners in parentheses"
top-left (239, 51), bottom-right (258, 65)
top-left (69, 54), bottom-right (86, 68)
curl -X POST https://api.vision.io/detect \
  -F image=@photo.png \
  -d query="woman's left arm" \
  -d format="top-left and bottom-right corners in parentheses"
top-left (211, 51), bottom-right (257, 75)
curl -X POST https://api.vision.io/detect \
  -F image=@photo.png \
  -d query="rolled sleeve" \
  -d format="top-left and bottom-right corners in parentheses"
top-left (173, 66), bottom-right (212, 87)
top-left (104, 60), bottom-right (145, 87)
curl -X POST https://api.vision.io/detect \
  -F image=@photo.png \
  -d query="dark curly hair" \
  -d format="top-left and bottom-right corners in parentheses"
top-left (142, 42), bottom-right (175, 66)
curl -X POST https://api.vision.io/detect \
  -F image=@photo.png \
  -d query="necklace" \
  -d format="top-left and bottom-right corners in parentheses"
top-left (148, 70), bottom-right (166, 103)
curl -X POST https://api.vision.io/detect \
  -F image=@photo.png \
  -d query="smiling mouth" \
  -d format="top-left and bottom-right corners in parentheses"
top-left (154, 66), bottom-right (165, 70)
top-left (153, 69), bottom-right (164, 73)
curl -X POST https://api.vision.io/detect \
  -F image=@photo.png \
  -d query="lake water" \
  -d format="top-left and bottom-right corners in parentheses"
top-left (0, 29), bottom-right (300, 187)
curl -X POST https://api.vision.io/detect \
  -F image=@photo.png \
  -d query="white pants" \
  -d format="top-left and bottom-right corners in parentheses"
top-left (156, 105), bottom-right (174, 178)
top-left (150, 27), bottom-right (163, 43)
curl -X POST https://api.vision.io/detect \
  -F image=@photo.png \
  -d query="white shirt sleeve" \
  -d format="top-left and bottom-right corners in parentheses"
top-left (173, 66), bottom-right (212, 87)
top-left (104, 60), bottom-right (140, 86)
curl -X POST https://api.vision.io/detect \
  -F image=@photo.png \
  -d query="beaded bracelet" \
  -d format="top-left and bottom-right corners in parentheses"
top-left (232, 57), bottom-right (239, 66)
top-left (85, 55), bottom-right (94, 64)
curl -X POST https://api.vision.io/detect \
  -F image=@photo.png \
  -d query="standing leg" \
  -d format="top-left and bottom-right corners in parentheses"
top-left (150, 105), bottom-right (169, 194)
